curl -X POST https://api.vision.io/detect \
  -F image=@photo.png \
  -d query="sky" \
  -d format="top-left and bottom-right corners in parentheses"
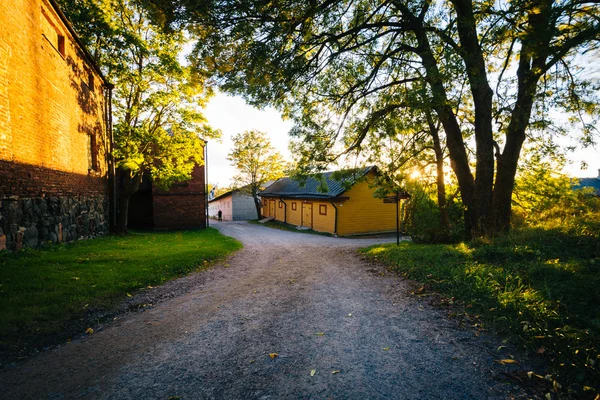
top-left (203, 92), bottom-right (600, 187)
top-left (202, 92), bottom-right (294, 188)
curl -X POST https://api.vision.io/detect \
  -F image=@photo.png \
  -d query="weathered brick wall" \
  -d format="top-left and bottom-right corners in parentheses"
top-left (152, 164), bottom-right (206, 230)
top-left (0, 0), bottom-right (108, 174)
top-left (0, 0), bottom-right (110, 250)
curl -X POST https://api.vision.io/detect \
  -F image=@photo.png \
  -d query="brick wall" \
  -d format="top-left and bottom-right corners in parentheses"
top-left (0, 0), bottom-right (108, 176)
top-left (0, 160), bottom-right (107, 198)
top-left (152, 164), bottom-right (206, 230)
top-left (0, 0), bottom-right (110, 250)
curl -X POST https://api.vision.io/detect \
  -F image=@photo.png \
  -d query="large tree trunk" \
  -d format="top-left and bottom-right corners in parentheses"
top-left (252, 188), bottom-right (262, 220)
top-left (116, 169), bottom-right (143, 234)
top-left (117, 193), bottom-right (131, 234)
top-left (426, 112), bottom-right (449, 229)
top-left (492, 0), bottom-right (552, 233)
top-left (452, 0), bottom-right (496, 237)
top-left (414, 29), bottom-right (476, 236)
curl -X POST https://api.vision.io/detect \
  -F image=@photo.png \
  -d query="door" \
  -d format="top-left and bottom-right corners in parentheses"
top-left (269, 199), bottom-right (275, 217)
top-left (302, 203), bottom-right (313, 228)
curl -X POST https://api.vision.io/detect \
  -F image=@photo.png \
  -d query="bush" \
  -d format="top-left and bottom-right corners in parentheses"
top-left (404, 186), bottom-right (465, 244)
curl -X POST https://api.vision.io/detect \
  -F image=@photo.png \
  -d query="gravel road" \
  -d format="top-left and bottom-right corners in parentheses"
top-left (0, 221), bottom-right (531, 399)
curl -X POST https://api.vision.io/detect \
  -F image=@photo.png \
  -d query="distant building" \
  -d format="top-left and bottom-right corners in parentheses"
top-left (0, 0), bottom-right (112, 250)
top-left (127, 163), bottom-right (207, 230)
top-left (573, 169), bottom-right (600, 196)
top-left (260, 166), bottom-right (407, 236)
top-left (209, 183), bottom-right (272, 221)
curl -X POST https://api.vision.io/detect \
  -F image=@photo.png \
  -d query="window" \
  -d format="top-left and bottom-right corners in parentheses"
top-left (41, 7), bottom-right (65, 57)
top-left (319, 204), bottom-right (327, 215)
top-left (87, 71), bottom-right (95, 91)
top-left (279, 201), bottom-right (283, 209)
top-left (57, 35), bottom-right (65, 56)
top-left (291, 202), bottom-right (297, 211)
top-left (87, 134), bottom-right (97, 171)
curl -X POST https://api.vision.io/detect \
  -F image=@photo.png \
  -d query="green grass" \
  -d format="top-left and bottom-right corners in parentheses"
top-left (248, 219), bottom-right (333, 236)
top-left (361, 228), bottom-right (600, 395)
top-left (0, 228), bottom-right (241, 353)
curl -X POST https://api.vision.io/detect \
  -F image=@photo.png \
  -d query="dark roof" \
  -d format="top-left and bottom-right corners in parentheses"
top-left (573, 177), bottom-right (600, 195)
top-left (260, 166), bottom-right (376, 199)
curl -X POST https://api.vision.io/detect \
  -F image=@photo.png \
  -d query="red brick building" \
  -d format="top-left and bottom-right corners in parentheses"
top-left (127, 163), bottom-right (207, 230)
top-left (0, 0), bottom-right (112, 250)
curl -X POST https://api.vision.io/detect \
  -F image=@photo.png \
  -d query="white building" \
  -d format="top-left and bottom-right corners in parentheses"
top-left (209, 186), bottom-right (268, 221)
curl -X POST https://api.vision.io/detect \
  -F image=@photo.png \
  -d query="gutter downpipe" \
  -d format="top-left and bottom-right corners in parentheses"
top-left (204, 141), bottom-right (209, 228)
top-left (329, 198), bottom-right (338, 237)
top-left (279, 196), bottom-right (287, 224)
top-left (106, 83), bottom-right (116, 232)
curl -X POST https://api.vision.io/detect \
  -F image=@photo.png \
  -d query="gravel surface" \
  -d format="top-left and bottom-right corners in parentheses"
top-left (0, 221), bottom-right (534, 399)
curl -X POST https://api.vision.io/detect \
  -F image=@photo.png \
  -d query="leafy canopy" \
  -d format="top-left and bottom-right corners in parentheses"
top-left (174, 0), bottom-right (600, 235)
top-left (58, 0), bottom-right (220, 189)
top-left (228, 130), bottom-right (287, 193)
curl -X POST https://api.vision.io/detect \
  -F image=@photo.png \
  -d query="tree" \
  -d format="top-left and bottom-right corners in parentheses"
top-left (57, 0), bottom-right (219, 232)
top-left (166, 0), bottom-right (600, 237)
top-left (228, 130), bottom-right (286, 219)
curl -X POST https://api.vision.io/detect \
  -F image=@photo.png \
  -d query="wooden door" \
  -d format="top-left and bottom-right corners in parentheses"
top-left (302, 203), bottom-right (313, 228)
top-left (269, 200), bottom-right (275, 217)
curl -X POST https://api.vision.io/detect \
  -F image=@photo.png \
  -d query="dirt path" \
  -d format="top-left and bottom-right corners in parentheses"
top-left (0, 221), bottom-right (530, 399)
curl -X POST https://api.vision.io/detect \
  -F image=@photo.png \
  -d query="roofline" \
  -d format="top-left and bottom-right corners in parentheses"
top-left (261, 195), bottom-right (350, 202)
top-left (48, 0), bottom-right (112, 87)
top-left (259, 165), bottom-right (379, 198)
top-left (260, 193), bottom-right (336, 200)
top-left (209, 189), bottom-right (235, 203)
top-left (336, 165), bottom-right (378, 197)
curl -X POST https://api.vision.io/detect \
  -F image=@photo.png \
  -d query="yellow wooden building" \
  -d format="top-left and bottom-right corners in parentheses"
top-left (260, 166), bottom-right (407, 236)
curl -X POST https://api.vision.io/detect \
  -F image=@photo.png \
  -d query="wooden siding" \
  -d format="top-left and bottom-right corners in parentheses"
top-left (337, 171), bottom-right (398, 235)
top-left (311, 201), bottom-right (335, 233)
top-left (263, 171), bottom-right (399, 235)
top-left (269, 197), bottom-right (335, 234)
top-left (287, 200), bottom-right (302, 226)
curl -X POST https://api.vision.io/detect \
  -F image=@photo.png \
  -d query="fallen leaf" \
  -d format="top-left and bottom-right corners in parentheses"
top-left (537, 347), bottom-right (546, 354)
top-left (269, 353), bottom-right (278, 359)
top-left (249, 359), bottom-right (255, 363)
top-left (126, 293), bottom-right (132, 298)
top-left (494, 359), bottom-right (519, 365)
top-left (332, 370), bottom-right (340, 374)
top-left (347, 313), bottom-right (352, 317)
top-left (497, 345), bottom-right (506, 351)
top-left (382, 347), bottom-right (390, 351)
top-left (84, 327), bottom-right (94, 335)
top-left (71, 277), bottom-right (80, 281)
top-left (314, 332), bottom-right (325, 336)
top-left (310, 369), bottom-right (316, 377)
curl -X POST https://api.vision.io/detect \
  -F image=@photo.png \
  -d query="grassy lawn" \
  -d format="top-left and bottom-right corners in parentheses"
top-left (0, 228), bottom-right (241, 355)
top-left (361, 229), bottom-right (599, 395)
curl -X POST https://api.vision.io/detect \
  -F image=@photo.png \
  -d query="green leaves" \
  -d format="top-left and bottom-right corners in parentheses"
top-left (227, 130), bottom-right (287, 217)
